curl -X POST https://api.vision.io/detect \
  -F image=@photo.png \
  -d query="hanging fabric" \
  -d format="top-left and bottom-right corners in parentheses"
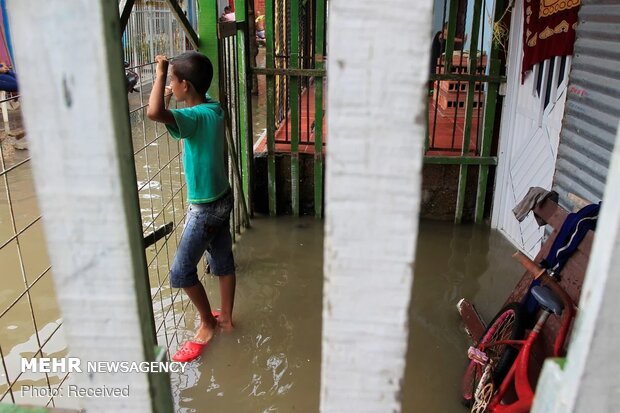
top-left (521, 0), bottom-right (581, 82)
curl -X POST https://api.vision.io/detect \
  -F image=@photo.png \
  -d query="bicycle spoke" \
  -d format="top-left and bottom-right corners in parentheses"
top-left (488, 313), bottom-right (514, 360)
top-left (472, 382), bottom-right (494, 413)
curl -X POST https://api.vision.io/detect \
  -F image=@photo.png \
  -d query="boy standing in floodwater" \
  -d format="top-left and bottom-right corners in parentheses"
top-left (147, 52), bottom-right (235, 363)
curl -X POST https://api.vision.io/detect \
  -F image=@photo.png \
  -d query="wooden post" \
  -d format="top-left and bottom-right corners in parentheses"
top-left (532, 122), bottom-right (620, 412)
top-left (321, 0), bottom-right (432, 411)
top-left (7, 1), bottom-right (172, 411)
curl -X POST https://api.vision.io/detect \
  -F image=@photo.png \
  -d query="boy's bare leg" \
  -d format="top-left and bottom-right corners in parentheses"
top-left (184, 283), bottom-right (218, 343)
top-left (217, 274), bottom-right (236, 330)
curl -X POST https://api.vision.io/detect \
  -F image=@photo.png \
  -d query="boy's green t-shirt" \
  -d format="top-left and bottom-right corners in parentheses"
top-left (165, 95), bottom-right (230, 203)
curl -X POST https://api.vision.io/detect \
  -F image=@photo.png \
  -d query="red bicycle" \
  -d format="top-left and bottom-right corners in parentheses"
top-left (461, 252), bottom-right (576, 412)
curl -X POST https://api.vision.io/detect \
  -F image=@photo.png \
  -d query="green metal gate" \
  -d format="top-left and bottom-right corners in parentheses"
top-left (252, 0), bottom-right (327, 218)
top-left (425, 0), bottom-right (510, 223)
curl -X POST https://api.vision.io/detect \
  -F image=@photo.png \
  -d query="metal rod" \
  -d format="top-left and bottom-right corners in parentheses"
top-left (455, 0), bottom-right (483, 224)
top-left (0, 215), bottom-right (41, 251)
top-left (0, 136), bottom-right (52, 399)
top-left (313, 0), bottom-right (326, 218)
top-left (290, 0), bottom-right (300, 216)
top-left (163, 0), bottom-right (199, 49)
top-left (251, 67), bottom-right (326, 76)
top-left (120, 0), bottom-right (137, 34)
top-left (233, 38), bottom-right (243, 234)
top-left (143, 222), bottom-right (174, 248)
top-left (429, 73), bottom-right (505, 83)
top-left (443, 0), bottom-right (459, 74)
top-left (0, 266), bottom-right (51, 320)
top-left (266, 0), bottom-right (277, 215)
top-left (235, 0), bottom-right (253, 216)
top-left (0, 156), bottom-right (30, 179)
top-left (198, 0), bottom-right (220, 99)
top-left (424, 155), bottom-right (497, 165)
top-left (474, 0), bottom-right (506, 223)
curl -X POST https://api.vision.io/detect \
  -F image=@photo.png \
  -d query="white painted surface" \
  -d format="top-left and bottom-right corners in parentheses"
top-left (532, 122), bottom-right (620, 412)
top-left (8, 1), bottom-right (153, 411)
top-left (0, 91), bottom-right (10, 133)
top-left (321, 1), bottom-right (432, 411)
top-left (491, 0), bottom-right (569, 258)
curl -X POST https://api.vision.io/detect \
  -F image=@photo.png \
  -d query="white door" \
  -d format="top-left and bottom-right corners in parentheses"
top-left (491, 0), bottom-right (571, 258)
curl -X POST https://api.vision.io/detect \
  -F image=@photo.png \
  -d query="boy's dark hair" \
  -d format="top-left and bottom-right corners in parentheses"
top-left (170, 51), bottom-right (213, 97)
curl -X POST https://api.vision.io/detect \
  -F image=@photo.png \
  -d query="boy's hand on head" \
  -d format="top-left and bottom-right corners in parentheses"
top-left (155, 55), bottom-right (169, 78)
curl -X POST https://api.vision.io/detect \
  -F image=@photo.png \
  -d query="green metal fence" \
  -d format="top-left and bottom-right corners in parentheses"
top-left (0, 1), bottom-right (253, 410)
top-left (254, 0), bottom-right (327, 218)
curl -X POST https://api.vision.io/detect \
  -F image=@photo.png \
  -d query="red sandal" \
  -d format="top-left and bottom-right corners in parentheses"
top-left (172, 340), bottom-right (207, 362)
top-left (171, 311), bottom-right (220, 363)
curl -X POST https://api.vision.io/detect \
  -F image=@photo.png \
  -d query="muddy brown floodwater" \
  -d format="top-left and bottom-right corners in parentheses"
top-left (167, 218), bottom-right (522, 413)
top-left (2, 81), bottom-right (523, 411)
top-left (1, 174), bottom-right (523, 412)
top-left (171, 216), bottom-right (324, 413)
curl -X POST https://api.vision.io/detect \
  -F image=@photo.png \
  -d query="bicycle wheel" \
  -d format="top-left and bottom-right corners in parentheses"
top-left (461, 302), bottom-right (524, 407)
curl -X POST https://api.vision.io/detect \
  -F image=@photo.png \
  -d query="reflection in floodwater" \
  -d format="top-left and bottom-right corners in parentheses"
top-left (403, 221), bottom-right (523, 412)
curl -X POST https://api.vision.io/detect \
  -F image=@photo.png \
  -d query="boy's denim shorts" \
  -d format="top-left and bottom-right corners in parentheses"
top-left (170, 190), bottom-right (235, 288)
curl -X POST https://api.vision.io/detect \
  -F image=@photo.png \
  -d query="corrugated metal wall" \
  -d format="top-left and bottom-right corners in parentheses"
top-left (553, 0), bottom-right (620, 210)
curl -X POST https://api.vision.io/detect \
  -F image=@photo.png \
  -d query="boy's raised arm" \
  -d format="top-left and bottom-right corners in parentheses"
top-left (147, 55), bottom-right (176, 125)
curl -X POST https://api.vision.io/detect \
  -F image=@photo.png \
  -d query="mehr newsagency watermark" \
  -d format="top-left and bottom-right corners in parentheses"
top-left (20, 357), bottom-right (187, 398)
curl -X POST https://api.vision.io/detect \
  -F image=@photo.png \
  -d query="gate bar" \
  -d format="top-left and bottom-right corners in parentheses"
top-left (164, 0), bottom-right (199, 49)
top-left (475, 0), bottom-right (506, 223)
top-left (119, 0), bottom-right (137, 33)
top-left (443, 0), bottom-right (459, 75)
top-left (235, 0), bottom-right (253, 215)
top-left (314, 0), bottom-right (327, 218)
top-left (290, 0), bottom-right (301, 216)
top-left (429, 73), bottom-right (506, 83)
top-left (252, 67), bottom-right (326, 76)
top-left (265, 0), bottom-right (277, 215)
top-left (455, 0), bottom-right (483, 223)
top-left (198, 0), bottom-right (220, 99)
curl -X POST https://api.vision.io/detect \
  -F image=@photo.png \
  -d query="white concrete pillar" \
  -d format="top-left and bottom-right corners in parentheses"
top-left (7, 1), bottom-right (164, 411)
top-left (320, 1), bottom-right (433, 412)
